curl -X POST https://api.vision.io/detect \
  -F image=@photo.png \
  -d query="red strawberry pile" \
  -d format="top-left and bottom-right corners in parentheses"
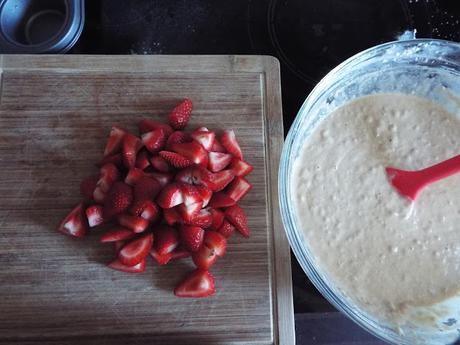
top-left (57, 99), bottom-right (253, 298)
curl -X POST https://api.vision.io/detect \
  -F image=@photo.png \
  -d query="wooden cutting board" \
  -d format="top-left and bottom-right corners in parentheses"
top-left (0, 55), bottom-right (294, 345)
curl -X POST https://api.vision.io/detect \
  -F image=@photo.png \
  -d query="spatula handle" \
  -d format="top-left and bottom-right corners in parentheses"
top-left (420, 154), bottom-right (460, 185)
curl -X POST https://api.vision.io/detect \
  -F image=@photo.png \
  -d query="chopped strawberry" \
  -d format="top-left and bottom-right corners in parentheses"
top-left (165, 130), bottom-right (192, 150)
top-left (196, 185), bottom-right (212, 207)
top-left (125, 167), bottom-right (145, 186)
top-left (229, 158), bottom-right (254, 177)
top-left (133, 176), bottom-right (162, 201)
top-left (154, 226), bottom-right (179, 255)
top-left (150, 155), bottom-right (171, 172)
top-left (103, 182), bottom-right (133, 219)
top-left (208, 152), bottom-right (233, 172)
top-left (104, 126), bottom-right (126, 157)
top-left (80, 174), bottom-right (99, 200)
top-left (192, 244), bottom-right (218, 270)
top-left (97, 163), bottom-right (120, 192)
top-left (192, 231), bottom-right (227, 270)
top-left (129, 199), bottom-right (160, 222)
top-left (118, 233), bottom-right (153, 266)
top-left (187, 208), bottom-right (212, 228)
top-left (98, 153), bottom-right (123, 168)
top-left (171, 141), bottom-right (208, 167)
top-left (57, 202), bottom-right (87, 237)
top-left (204, 231), bottom-right (227, 257)
top-left (174, 269), bottom-right (215, 298)
top-left (163, 207), bottom-right (182, 226)
top-left (191, 128), bottom-right (215, 151)
top-left (149, 248), bottom-right (173, 265)
top-left (180, 225), bottom-right (204, 252)
top-left (157, 183), bottom-right (184, 208)
top-left (170, 247), bottom-right (191, 260)
top-left (209, 169), bottom-right (235, 192)
top-left (118, 214), bottom-right (150, 233)
top-left (226, 177), bottom-right (252, 202)
top-left (209, 208), bottom-right (225, 230)
top-left (168, 98), bottom-right (193, 129)
top-left (122, 133), bottom-right (143, 169)
top-left (225, 204), bottom-right (249, 238)
top-left (175, 166), bottom-right (213, 189)
top-left (85, 205), bottom-right (104, 227)
top-left (138, 119), bottom-right (173, 136)
top-left (210, 138), bottom-right (227, 153)
top-left (145, 171), bottom-right (173, 187)
top-left (93, 186), bottom-right (107, 204)
top-left (158, 151), bottom-right (193, 169)
top-left (178, 201), bottom-right (203, 224)
top-left (114, 240), bottom-right (126, 252)
top-left (179, 183), bottom-right (202, 206)
top-left (221, 130), bottom-right (243, 159)
top-left (218, 220), bottom-right (235, 238)
top-left (108, 258), bottom-right (146, 273)
top-left (100, 227), bottom-right (136, 243)
top-left (135, 150), bottom-right (151, 170)
top-left (142, 128), bottom-right (166, 153)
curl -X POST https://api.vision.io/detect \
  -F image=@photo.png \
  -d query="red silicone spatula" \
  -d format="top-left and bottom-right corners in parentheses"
top-left (386, 154), bottom-right (460, 201)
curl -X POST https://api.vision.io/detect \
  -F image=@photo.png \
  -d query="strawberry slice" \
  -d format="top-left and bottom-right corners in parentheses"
top-left (159, 151), bottom-right (193, 169)
top-left (178, 201), bottom-right (203, 224)
top-left (122, 133), bottom-right (143, 169)
top-left (103, 182), bottom-right (133, 219)
top-left (98, 153), bottom-right (123, 168)
top-left (209, 169), bottom-right (235, 192)
top-left (166, 130), bottom-right (192, 150)
top-left (108, 258), bottom-right (146, 273)
top-left (154, 226), bottom-right (179, 255)
top-left (125, 167), bottom-right (145, 186)
top-left (210, 138), bottom-right (227, 153)
top-left (138, 119), bottom-right (173, 136)
top-left (221, 130), bottom-right (243, 159)
top-left (229, 158), bottom-right (254, 177)
top-left (196, 185), bottom-right (212, 207)
top-left (57, 202), bottom-right (87, 237)
top-left (226, 177), bottom-right (252, 202)
top-left (133, 176), bottom-right (162, 201)
top-left (85, 205), bottom-right (104, 227)
top-left (218, 220), bottom-right (235, 238)
top-left (174, 269), bottom-right (215, 298)
top-left (80, 174), bottom-right (99, 200)
top-left (179, 183), bottom-right (202, 206)
top-left (208, 152), bottom-right (233, 172)
top-left (157, 183), bottom-right (184, 208)
top-left (118, 233), bottom-right (153, 266)
top-left (97, 163), bottom-right (120, 193)
top-left (192, 244), bottom-right (218, 270)
top-left (104, 126), bottom-right (126, 157)
top-left (175, 166), bottom-right (213, 189)
top-left (170, 247), bottom-right (191, 260)
top-left (225, 204), bottom-right (249, 238)
top-left (168, 98), bottom-right (193, 129)
top-left (142, 128), bottom-right (166, 153)
top-left (145, 171), bottom-right (173, 187)
top-left (191, 128), bottom-right (215, 151)
top-left (209, 208), bottom-right (225, 230)
top-left (171, 141), bottom-right (208, 167)
top-left (149, 248), bottom-right (173, 265)
top-left (135, 150), bottom-right (151, 170)
top-left (163, 207), bottom-right (182, 226)
top-left (100, 227), bottom-right (136, 243)
top-left (150, 155), bottom-right (171, 172)
top-left (187, 208), bottom-right (212, 228)
top-left (180, 225), bottom-right (204, 252)
top-left (209, 192), bottom-right (236, 208)
top-left (129, 199), bottom-right (160, 222)
top-left (117, 214), bottom-right (150, 233)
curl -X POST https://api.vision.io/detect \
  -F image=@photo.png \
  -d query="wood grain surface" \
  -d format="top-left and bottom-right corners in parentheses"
top-left (0, 55), bottom-right (294, 345)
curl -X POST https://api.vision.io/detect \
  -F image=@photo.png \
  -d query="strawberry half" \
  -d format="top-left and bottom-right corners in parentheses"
top-left (108, 258), bottom-right (146, 273)
top-left (221, 130), bottom-right (243, 159)
top-left (129, 199), bottom-right (160, 222)
top-left (138, 119), bottom-right (173, 136)
top-left (166, 130), bottom-right (192, 150)
top-left (191, 128), bottom-right (215, 151)
top-left (168, 98), bottom-right (193, 129)
top-left (204, 231), bottom-right (227, 257)
top-left (100, 227), bottom-right (136, 243)
top-left (150, 155), bottom-right (171, 172)
top-left (208, 152), bottom-right (233, 172)
top-left (80, 174), bottom-right (99, 200)
top-left (209, 191), bottom-right (236, 208)
top-left (187, 208), bottom-right (212, 228)
top-left (218, 220), bottom-right (235, 238)
top-left (157, 183), bottom-right (184, 208)
top-left (174, 269), bottom-right (215, 298)
top-left (196, 185), bottom-right (212, 207)
top-left (104, 126), bottom-right (126, 157)
top-left (57, 202), bottom-right (87, 237)
top-left (226, 177), bottom-right (252, 202)
top-left (180, 225), bottom-right (204, 252)
top-left (133, 176), bottom-right (162, 201)
top-left (122, 133), bottom-right (143, 169)
top-left (178, 201), bottom-right (203, 224)
top-left (171, 141), bottom-right (208, 167)
top-left (209, 208), bottom-right (225, 230)
top-left (145, 171), bottom-right (173, 187)
top-left (85, 205), bottom-right (104, 227)
top-left (118, 233), bottom-right (153, 266)
top-left (125, 167), bottom-right (145, 186)
top-left (142, 128), bottom-right (166, 153)
top-left (135, 150), bottom-right (151, 170)
top-left (163, 207), bottom-right (182, 226)
top-left (103, 182), bottom-right (133, 219)
top-left (159, 151), bottom-right (193, 169)
top-left (192, 244), bottom-right (218, 270)
top-left (154, 226), bottom-right (179, 255)
top-left (209, 169), bottom-right (235, 192)
top-left (229, 158), bottom-right (254, 177)
top-left (192, 231), bottom-right (227, 270)
top-left (117, 214), bottom-right (150, 233)
top-left (225, 204), bottom-right (249, 238)
top-left (149, 248), bottom-right (173, 265)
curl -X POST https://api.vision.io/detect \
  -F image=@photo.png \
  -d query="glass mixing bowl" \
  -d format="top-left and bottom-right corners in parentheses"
top-left (279, 39), bottom-right (460, 345)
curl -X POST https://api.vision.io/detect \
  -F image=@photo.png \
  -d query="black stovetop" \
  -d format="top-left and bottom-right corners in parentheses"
top-left (70, 1), bottom-right (460, 342)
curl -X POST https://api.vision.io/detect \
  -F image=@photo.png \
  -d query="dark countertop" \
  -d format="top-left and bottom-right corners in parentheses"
top-left (69, 1), bottom-right (459, 343)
